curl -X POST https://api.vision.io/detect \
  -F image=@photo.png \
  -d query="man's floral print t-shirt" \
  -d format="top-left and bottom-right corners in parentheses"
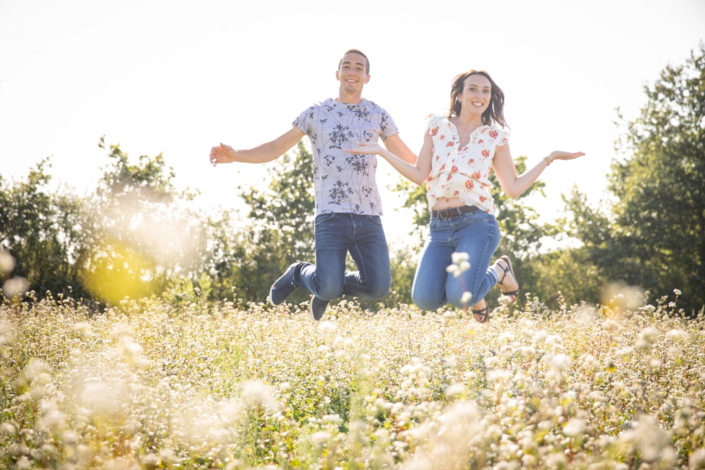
top-left (294, 99), bottom-right (399, 216)
top-left (425, 114), bottom-right (509, 216)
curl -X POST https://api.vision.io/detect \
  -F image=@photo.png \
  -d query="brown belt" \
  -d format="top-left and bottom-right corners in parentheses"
top-left (431, 205), bottom-right (479, 220)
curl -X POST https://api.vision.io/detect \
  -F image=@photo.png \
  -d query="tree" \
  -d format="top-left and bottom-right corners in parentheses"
top-left (0, 159), bottom-right (92, 300)
top-left (79, 138), bottom-right (207, 305)
top-left (564, 44), bottom-right (705, 313)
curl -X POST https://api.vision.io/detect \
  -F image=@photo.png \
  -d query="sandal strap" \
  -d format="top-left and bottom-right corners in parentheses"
top-left (471, 307), bottom-right (489, 322)
top-left (497, 263), bottom-right (512, 284)
top-left (500, 289), bottom-right (519, 297)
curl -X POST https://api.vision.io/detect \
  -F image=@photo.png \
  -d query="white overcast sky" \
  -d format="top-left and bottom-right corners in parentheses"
top-left (1, 0), bottom-right (704, 245)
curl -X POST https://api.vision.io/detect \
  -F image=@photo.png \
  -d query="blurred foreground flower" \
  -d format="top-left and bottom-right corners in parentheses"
top-left (2, 277), bottom-right (29, 297)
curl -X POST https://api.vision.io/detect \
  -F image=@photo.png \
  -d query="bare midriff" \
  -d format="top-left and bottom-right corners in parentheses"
top-left (431, 197), bottom-right (466, 211)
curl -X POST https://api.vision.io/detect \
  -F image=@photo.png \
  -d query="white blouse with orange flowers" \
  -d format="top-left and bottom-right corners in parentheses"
top-left (425, 114), bottom-right (509, 215)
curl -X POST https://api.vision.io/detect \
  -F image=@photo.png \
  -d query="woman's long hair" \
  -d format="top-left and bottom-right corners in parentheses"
top-left (448, 70), bottom-right (508, 128)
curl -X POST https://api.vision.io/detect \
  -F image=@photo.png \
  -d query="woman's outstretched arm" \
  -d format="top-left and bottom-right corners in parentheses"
top-left (492, 144), bottom-right (585, 199)
top-left (345, 133), bottom-right (434, 186)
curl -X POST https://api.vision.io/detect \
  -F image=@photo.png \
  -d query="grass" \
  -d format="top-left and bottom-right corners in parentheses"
top-left (0, 292), bottom-right (704, 469)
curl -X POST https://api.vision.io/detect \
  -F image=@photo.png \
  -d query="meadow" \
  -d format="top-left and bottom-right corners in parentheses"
top-left (1, 292), bottom-right (704, 470)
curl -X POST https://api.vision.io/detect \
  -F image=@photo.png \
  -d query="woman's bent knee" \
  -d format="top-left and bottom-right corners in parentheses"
top-left (412, 292), bottom-right (444, 311)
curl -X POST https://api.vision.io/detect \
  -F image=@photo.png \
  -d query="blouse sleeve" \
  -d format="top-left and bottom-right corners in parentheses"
top-left (425, 114), bottom-right (440, 137)
top-left (496, 129), bottom-right (510, 147)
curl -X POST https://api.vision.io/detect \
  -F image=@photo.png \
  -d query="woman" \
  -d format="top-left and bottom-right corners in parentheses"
top-left (346, 70), bottom-right (584, 322)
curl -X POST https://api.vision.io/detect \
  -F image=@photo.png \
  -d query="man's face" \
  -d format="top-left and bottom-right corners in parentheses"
top-left (336, 53), bottom-right (370, 94)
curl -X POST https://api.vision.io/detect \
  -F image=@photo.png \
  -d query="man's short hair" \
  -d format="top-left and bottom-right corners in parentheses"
top-left (338, 49), bottom-right (370, 74)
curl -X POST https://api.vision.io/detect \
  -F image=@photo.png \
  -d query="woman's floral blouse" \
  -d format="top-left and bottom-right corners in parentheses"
top-left (425, 114), bottom-right (509, 215)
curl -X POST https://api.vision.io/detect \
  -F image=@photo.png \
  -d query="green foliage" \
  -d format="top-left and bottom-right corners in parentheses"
top-left (241, 141), bottom-right (316, 263)
top-left (565, 44), bottom-right (705, 313)
top-left (390, 178), bottom-right (429, 245)
top-left (0, 141), bottom-right (208, 305)
top-left (79, 139), bottom-right (207, 304)
top-left (0, 159), bottom-right (92, 299)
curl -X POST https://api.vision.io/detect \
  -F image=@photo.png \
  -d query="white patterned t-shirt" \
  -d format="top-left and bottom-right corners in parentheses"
top-left (294, 98), bottom-right (399, 216)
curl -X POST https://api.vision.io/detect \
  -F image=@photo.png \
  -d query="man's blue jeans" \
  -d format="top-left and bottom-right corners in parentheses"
top-left (295, 213), bottom-right (391, 301)
top-left (412, 210), bottom-right (500, 310)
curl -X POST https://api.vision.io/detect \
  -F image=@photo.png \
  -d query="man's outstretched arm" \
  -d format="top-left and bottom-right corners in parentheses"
top-left (210, 126), bottom-right (305, 166)
top-left (382, 134), bottom-right (417, 164)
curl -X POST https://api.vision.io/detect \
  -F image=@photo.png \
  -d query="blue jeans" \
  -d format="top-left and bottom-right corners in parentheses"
top-left (295, 213), bottom-right (391, 301)
top-left (412, 210), bottom-right (500, 310)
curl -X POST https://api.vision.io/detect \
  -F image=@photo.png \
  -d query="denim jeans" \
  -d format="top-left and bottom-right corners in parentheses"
top-left (412, 210), bottom-right (500, 310)
top-left (295, 213), bottom-right (391, 301)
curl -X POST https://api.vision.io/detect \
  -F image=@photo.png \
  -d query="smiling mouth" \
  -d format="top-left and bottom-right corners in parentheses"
top-left (471, 101), bottom-right (484, 108)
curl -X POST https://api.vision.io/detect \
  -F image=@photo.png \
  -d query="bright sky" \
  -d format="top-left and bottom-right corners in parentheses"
top-left (1, 0), bottom-right (704, 246)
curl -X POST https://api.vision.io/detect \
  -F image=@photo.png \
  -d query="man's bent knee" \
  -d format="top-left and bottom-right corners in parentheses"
top-left (365, 283), bottom-right (390, 300)
top-left (316, 282), bottom-right (344, 302)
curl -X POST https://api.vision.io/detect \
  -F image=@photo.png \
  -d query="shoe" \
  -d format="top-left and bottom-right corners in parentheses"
top-left (310, 296), bottom-right (329, 321)
top-left (269, 263), bottom-right (300, 306)
top-left (496, 255), bottom-right (519, 303)
top-left (471, 298), bottom-right (489, 323)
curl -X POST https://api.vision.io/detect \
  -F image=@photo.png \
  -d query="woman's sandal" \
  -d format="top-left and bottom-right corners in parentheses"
top-left (496, 255), bottom-right (519, 303)
top-left (471, 298), bottom-right (489, 323)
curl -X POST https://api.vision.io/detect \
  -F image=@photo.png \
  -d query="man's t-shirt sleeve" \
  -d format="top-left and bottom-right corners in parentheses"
top-left (379, 109), bottom-right (399, 140)
top-left (293, 106), bottom-right (314, 134)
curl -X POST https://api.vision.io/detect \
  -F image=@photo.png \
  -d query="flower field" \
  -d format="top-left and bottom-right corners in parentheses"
top-left (1, 293), bottom-right (704, 469)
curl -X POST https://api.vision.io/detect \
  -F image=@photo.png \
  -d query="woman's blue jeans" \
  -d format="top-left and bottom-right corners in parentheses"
top-left (296, 213), bottom-right (391, 302)
top-left (412, 210), bottom-right (500, 310)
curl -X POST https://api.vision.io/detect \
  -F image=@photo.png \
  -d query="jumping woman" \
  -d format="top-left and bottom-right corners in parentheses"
top-left (345, 70), bottom-right (584, 322)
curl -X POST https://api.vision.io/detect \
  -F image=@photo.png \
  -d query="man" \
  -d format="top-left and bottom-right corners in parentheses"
top-left (209, 49), bottom-right (416, 320)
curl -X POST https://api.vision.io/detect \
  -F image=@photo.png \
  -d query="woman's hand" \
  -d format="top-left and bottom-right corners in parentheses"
top-left (547, 150), bottom-right (585, 162)
top-left (344, 141), bottom-right (387, 156)
top-left (210, 143), bottom-right (238, 166)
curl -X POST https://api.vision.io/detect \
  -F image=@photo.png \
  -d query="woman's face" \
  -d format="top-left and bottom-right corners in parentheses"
top-left (458, 74), bottom-right (492, 116)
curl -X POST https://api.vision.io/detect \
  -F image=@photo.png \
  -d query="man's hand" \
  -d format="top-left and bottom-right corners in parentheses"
top-left (210, 143), bottom-right (237, 166)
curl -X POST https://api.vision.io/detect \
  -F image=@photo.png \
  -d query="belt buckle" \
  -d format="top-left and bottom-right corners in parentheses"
top-left (439, 208), bottom-right (454, 220)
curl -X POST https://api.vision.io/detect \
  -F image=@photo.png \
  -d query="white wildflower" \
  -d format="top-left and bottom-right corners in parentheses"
top-left (689, 448), bottom-right (705, 469)
top-left (548, 354), bottom-right (571, 371)
top-left (545, 334), bottom-right (562, 345)
top-left (619, 415), bottom-right (671, 462)
top-left (603, 320), bottom-right (619, 333)
top-left (636, 327), bottom-right (658, 349)
top-left (318, 321), bottom-right (337, 334)
top-left (460, 291), bottom-right (472, 304)
top-left (498, 332), bottom-right (514, 343)
top-left (3, 277), bottom-right (29, 297)
top-left (240, 380), bottom-right (279, 412)
top-left (323, 414), bottom-right (342, 424)
top-left (666, 329), bottom-right (688, 341)
top-left (451, 252), bottom-right (469, 264)
top-left (311, 431), bottom-right (330, 446)
top-left (532, 330), bottom-right (548, 343)
top-left (444, 384), bottom-right (465, 398)
top-left (73, 322), bottom-right (93, 337)
top-left (563, 418), bottom-right (586, 437)
top-left (0, 250), bottom-right (15, 274)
